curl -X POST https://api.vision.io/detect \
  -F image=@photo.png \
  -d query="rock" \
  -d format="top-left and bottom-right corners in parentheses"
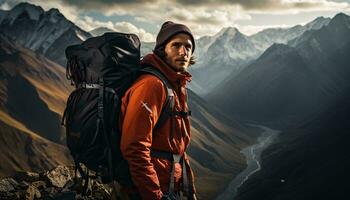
top-left (0, 177), bottom-right (19, 192)
top-left (31, 180), bottom-right (46, 190)
top-left (92, 181), bottom-right (111, 200)
top-left (62, 179), bottom-right (75, 192)
top-left (14, 171), bottom-right (40, 182)
top-left (42, 191), bottom-right (76, 200)
top-left (25, 185), bottom-right (41, 200)
top-left (0, 165), bottom-right (115, 200)
top-left (18, 180), bottom-right (30, 189)
top-left (45, 165), bottom-right (73, 188)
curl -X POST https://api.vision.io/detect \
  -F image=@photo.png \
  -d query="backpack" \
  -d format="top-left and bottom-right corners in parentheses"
top-left (61, 32), bottom-right (175, 189)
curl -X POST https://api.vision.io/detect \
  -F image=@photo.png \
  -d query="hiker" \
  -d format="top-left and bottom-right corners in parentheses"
top-left (119, 21), bottom-right (197, 200)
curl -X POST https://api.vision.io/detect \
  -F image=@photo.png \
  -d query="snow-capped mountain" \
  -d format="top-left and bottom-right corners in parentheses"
top-left (195, 27), bottom-right (259, 67)
top-left (189, 16), bottom-right (331, 95)
top-left (208, 12), bottom-right (350, 128)
top-left (249, 16), bottom-right (331, 51)
top-left (189, 27), bottom-right (260, 95)
top-left (0, 2), bottom-right (92, 66)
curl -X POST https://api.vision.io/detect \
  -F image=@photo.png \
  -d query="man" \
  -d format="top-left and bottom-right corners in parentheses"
top-left (119, 21), bottom-right (197, 200)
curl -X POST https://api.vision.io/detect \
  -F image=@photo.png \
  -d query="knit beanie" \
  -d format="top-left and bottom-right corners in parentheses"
top-left (154, 21), bottom-right (195, 53)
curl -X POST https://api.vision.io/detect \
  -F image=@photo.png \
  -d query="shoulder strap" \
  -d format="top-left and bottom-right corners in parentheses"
top-left (140, 67), bottom-right (175, 130)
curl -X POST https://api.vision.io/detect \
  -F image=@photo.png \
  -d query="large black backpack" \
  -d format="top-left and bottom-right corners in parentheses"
top-left (61, 32), bottom-right (174, 187)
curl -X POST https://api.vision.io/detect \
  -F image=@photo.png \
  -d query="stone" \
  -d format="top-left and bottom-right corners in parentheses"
top-left (0, 177), bottom-right (19, 192)
top-left (45, 165), bottom-right (73, 188)
top-left (42, 191), bottom-right (76, 200)
top-left (31, 180), bottom-right (46, 190)
top-left (14, 171), bottom-right (40, 182)
top-left (25, 185), bottom-right (41, 200)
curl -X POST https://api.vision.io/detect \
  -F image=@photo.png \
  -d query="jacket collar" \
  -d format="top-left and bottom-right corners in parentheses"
top-left (141, 53), bottom-right (192, 86)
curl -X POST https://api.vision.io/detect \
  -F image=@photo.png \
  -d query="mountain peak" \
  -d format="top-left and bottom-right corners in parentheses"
top-left (332, 12), bottom-right (350, 23)
top-left (329, 12), bottom-right (350, 28)
top-left (334, 12), bottom-right (349, 19)
top-left (215, 27), bottom-right (245, 40)
top-left (46, 8), bottom-right (64, 23)
top-left (221, 27), bottom-right (240, 36)
top-left (47, 8), bottom-right (61, 14)
top-left (12, 2), bottom-right (44, 14)
top-left (6, 2), bottom-right (43, 23)
top-left (305, 16), bottom-right (331, 30)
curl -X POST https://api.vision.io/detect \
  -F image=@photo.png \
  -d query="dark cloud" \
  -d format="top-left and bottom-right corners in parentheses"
top-left (60, 0), bottom-right (157, 9)
top-left (175, 0), bottom-right (327, 10)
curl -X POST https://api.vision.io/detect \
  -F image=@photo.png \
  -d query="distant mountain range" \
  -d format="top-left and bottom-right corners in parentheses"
top-left (209, 13), bottom-right (350, 128)
top-left (189, 16), bottom-right (330, 95)
top-left (0, 2), bottom-right (332, 96)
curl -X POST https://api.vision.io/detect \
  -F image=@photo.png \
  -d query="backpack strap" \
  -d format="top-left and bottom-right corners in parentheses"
top-left (140, 67), bottom-right (175, 130)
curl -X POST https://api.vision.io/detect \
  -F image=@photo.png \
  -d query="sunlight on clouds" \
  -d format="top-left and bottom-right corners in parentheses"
top-left (114, 22), bottom-right (155, 42)
top-left (1, 0), bottom-right (349, 41)
top-left (75, 16), bottom-right (155, 42)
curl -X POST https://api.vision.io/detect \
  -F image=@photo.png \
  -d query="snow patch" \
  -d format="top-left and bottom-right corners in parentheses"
top-left (75, 30), bottom-right (88, 41)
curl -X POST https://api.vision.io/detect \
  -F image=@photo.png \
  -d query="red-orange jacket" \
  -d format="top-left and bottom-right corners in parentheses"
top-left (119, 53), bottom-right (195, 199)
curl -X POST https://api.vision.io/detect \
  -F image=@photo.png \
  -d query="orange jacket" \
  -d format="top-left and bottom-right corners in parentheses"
top-left (119, 53), bottom-right (195, 200)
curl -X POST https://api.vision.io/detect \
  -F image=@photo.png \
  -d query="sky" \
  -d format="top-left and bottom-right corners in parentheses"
top-left (0, 0), bottom-right (349, 42)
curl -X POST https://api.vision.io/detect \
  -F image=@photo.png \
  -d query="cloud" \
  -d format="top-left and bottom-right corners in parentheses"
top-left (2, 0), bottom-right (349, 41)
top-left (113, 21), bottom-right (155, 42)
top-left (59, 0), bottom-right (158, 10)
top-left (175, 0), bottom-right (347, 11)
top-left (54, 0), bottom-right (349, 12)
top-left (76, 16), bottom-right (155, 42)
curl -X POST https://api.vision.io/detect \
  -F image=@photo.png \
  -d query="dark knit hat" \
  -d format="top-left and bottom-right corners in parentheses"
top-left (155, 21), bottom-right (195, 53)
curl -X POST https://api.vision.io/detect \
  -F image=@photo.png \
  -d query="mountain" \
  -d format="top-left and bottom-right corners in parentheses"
top-left (187, 90), bottom-right (259, 199)
top-left (188, 17), bottom-right (330, 95)
top-left (90, 27), bottom-right (115, 36)
top-left (235, 87), bottom-right (350, 200)
top-left (0, 34), bottom-right (73, 177)
top-left (0, 33), bottom-right (72, 143)
top-left (208, 13), bottom-right (350, 128)
top-left (250, 16), bottom-right (330, 51)
top-left (189, 27), bottom-right (259, 95)
top-left (0, 2), bottom-right (92, 66)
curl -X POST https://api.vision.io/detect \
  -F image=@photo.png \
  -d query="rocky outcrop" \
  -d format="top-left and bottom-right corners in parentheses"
top-left (0, 165), bottom-right (113, 200)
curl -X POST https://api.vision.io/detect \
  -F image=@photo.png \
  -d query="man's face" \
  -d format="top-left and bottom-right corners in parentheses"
top-left (164, 33), bottom-right (193, 72)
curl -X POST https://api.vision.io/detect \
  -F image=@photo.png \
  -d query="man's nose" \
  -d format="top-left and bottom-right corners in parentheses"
top-left (178, 46), bottom-right (187, 56)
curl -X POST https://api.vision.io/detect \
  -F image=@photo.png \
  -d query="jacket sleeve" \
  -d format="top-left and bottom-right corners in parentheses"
top-left (120, 75), bottom-right (167, 200)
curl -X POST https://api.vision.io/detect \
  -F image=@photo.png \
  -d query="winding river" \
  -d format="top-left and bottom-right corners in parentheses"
top-left (216, 125), bottom-right (279, 200)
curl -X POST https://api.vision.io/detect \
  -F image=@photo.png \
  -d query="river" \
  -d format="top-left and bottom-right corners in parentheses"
top-left (215, 125), bottom-right (279, 200)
